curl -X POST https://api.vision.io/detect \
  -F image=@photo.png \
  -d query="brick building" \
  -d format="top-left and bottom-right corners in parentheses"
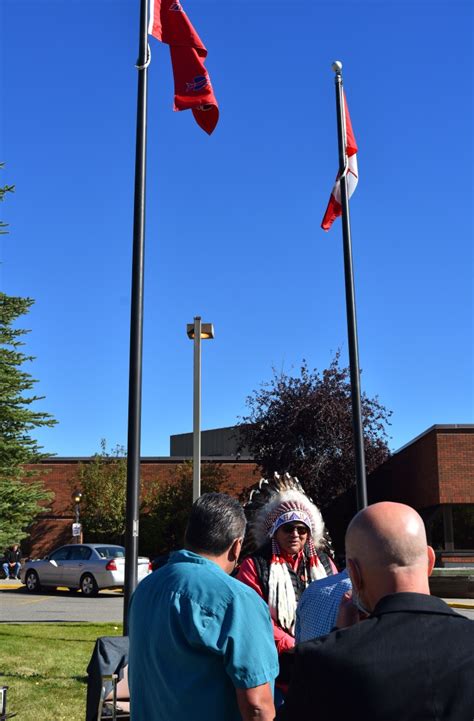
top-left (23, 456), bottom-right (260, 557)
top-left (324, 425), bottom-right (474, 564)
top-left (23, 424), bottom-right (473, 563)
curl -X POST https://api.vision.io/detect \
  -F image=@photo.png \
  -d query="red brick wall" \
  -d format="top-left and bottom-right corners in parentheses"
top-left (24, 461), bottom-right (83, 517)
top-left (21, 426), bottom-right (474, 558)
top-left (22, 458), bottom-right (261, 557)
top-left (437, 433), bottom-right (474, 504)
top-left (368, 430), bottom-right (441, 508)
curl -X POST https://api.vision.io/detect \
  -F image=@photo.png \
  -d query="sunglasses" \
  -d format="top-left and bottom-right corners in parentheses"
top-left (281, 524), bottom-right (309, 535)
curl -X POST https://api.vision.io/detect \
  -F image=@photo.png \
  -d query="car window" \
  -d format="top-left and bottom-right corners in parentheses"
top-left (69, 546), bottom-right (92, 561)
top-left (49, 547), bottom-right (70, 561)
top-left (95, 546), bottom-right (125, 559)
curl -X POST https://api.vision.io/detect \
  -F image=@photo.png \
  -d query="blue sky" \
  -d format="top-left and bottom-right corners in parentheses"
top-left (1, 0), bottom-right (472, 458)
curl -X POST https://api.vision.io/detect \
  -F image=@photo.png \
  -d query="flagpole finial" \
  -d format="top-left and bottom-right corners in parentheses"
top-left (332, 60), bottom-right (343, 73)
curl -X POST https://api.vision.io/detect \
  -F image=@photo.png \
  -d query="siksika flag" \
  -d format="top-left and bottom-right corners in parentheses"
top-left (321, 93), bottom-right (358, 230)
top-left (149, 0), bottom-right (219, 134)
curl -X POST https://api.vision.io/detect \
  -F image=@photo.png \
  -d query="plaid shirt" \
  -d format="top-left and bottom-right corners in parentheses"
top-left (295, 569), bottom-right (351, 642)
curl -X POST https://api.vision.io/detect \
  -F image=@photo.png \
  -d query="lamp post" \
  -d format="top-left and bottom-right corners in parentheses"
top-left (72, 490), bottom-right (83, 543)
top-left (186, 317), bottom-right (215, 502)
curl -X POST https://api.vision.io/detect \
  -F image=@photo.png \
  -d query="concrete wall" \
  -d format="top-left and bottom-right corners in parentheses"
top-left (170, 426), bottom-right (251, 457)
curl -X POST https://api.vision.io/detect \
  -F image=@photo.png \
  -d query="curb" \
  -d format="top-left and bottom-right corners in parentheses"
top-left (446, 601), bottom-right (474, 610)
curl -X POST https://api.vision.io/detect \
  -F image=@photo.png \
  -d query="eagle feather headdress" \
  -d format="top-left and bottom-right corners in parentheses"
top-left (241, 472), bottom-right (333, 634)
top-left (242, 472), bottom-right (328, 556)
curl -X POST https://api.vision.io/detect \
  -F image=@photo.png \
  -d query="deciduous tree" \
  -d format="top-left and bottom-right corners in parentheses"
top-left (76, 440), bottom-right (127, 543)
top-left (140, 461), bottom-right (229, 557)
top-left (238, 352), bottom-right (392, 509)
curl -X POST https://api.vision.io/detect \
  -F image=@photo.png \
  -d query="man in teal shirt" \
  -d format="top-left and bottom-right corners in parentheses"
top-left (129, 493), bottom-right (279, 721)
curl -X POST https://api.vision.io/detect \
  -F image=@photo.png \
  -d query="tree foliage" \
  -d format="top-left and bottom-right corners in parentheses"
top-left (0, 168), bottom-right (55, 547)
top-left (76, 440), bottom-right (127, 544)
top-left (238, 352), bottom-right (392, 509)
top-left (139, 461), bottom-right (229, 557)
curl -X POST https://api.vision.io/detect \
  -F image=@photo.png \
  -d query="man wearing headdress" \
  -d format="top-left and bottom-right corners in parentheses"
top-left (237, 474), bottom-right (337, 697)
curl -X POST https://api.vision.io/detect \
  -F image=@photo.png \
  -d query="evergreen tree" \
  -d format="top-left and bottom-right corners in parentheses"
top-left (0, 168), bottom-right (56, 548)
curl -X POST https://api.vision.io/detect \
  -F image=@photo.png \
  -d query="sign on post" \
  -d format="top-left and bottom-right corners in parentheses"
top-left (72, 523), bottom-right (82, 537)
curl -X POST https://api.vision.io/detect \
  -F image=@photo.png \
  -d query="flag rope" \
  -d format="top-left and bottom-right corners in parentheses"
top-left (136, 44), bottom-right (152, 70)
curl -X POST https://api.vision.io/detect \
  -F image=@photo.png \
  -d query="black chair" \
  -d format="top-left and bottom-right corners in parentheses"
top-left (85, 636), bottom-right (129, 721)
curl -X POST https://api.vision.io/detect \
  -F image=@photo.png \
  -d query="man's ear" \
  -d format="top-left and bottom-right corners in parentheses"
top-left (229, 538), bottom-right (242, 563)
top-left (427, 546), bottom-right (436, 576)
top-left (347, 557), bottom-right (363, 592)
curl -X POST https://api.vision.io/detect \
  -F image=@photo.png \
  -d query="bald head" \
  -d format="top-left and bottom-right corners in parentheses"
top-left (346, 502), bottom-right (429, 570)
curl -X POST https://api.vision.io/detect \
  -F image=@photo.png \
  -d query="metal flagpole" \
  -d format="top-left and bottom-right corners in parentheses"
top-left (332, 61), bottom-right (368, 511)
top-left (192, 317), bottom-right (202, 503)
top-left (123, 0), bottom-right (150, 635)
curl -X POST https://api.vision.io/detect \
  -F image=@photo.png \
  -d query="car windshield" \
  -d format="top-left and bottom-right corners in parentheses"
top-left (95, 546), bottom-right (125, 559)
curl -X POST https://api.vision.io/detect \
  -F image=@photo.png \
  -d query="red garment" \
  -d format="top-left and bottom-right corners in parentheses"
top-left (237, 552), bottom-right (338, 653)
top-left (149, 0), bottom-right (219, 134)
top-left (237, 553), bottom-right (300, 653)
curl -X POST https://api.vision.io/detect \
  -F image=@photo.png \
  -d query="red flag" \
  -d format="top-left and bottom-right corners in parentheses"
top-left (321, 93), bottom-right (358, 231)
top-left (149, 0), bottom-right (219, 135)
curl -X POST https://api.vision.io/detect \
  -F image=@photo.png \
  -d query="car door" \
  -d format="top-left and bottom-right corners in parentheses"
top-left (61, 545), bottom-right (92, 588)
top-left (40, 546), bottom-right (70, 586)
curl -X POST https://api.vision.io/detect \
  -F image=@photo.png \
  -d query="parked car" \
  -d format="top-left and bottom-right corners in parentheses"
top-left (20, 544), bottom-right (151, 596)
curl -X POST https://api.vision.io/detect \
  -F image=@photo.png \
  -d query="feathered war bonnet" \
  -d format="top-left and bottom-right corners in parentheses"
top-left (243, 473), bottom-right (329, 635)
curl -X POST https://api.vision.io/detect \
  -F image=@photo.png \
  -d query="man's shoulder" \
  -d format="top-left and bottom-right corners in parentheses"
top-left (298, 619), bottom-right (369, 656)
top-left (148, 552), bottom-right (268, 612)
top-left (300, 570), bottom-right (350, 603)
top-left (297, 593), bottom-right (474, 660)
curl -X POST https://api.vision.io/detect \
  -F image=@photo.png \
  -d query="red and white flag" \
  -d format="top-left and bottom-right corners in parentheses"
top-left (149, 0), bottom-right (219, 135)
top-left (321, 93), bottom-right (358, 231)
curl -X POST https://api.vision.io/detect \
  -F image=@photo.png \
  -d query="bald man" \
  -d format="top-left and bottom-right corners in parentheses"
top-left (278, 502), bottom-right (474, 721)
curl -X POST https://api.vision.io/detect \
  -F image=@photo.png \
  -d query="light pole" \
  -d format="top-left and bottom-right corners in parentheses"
top-left (72, 490), bottom-right (83, 543)
top-left (186, 317), bottom-right (215, 502)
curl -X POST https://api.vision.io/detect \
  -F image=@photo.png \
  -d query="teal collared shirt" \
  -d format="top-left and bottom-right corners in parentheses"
top-left (129, 549), bottom-right (279, 721)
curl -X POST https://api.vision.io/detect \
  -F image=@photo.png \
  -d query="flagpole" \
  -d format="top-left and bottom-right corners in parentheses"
top-left (123, 0), bottom-right (149, 635)
top-left (332, 61), bottom-right (368, 511)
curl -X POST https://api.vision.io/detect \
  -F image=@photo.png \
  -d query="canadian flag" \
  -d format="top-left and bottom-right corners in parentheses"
top-left (321, 93), bottom-right (358, 231)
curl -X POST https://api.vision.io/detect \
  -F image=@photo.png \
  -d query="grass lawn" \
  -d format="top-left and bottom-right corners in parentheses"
top-left (0, 622), bottom-right (123, 721)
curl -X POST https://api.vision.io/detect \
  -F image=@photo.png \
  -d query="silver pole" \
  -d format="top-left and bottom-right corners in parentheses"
top-left (192, 316), bottom-right (202, 502)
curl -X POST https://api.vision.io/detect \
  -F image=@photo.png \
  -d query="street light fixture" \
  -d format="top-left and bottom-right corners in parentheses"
top-left (72, 490), bottom-right (83, 543)
top-left (186, 317), bottom-right (215, 502)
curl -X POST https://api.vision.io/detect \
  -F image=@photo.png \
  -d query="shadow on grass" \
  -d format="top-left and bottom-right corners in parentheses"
top-left (0, 672), bottom-right (88, 684)
top-left (0, 623), bottom-right (122, 642)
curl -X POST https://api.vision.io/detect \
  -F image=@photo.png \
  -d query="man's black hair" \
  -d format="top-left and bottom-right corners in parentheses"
top-left (185, 492), bottom-right (246, 556)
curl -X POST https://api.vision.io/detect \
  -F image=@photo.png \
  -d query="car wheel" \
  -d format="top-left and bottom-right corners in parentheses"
top-left (80, 573), bottom-right (98, 596)
top-left (25, 570), bottom-right (41, 593)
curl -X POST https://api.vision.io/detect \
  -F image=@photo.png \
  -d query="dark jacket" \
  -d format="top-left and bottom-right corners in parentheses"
top-left (252, 541), bottom-right (334, 604)
top-left (278, 593), bottom-right (474, 721)
top-left (4, 547), bottom-right (21, 564)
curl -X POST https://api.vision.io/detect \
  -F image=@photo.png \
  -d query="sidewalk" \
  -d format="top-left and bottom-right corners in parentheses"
top-left (0, 578), bottom-right (22, 590)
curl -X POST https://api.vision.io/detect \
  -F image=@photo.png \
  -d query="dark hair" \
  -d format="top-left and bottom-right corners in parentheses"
top-left (185, 493), bottom-right (246, 556)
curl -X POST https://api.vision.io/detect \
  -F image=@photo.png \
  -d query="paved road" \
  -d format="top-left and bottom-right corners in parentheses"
top-left (1, 581), bottom-right (473, 623)
top-left (0, 585), bottom-right (124, 623)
